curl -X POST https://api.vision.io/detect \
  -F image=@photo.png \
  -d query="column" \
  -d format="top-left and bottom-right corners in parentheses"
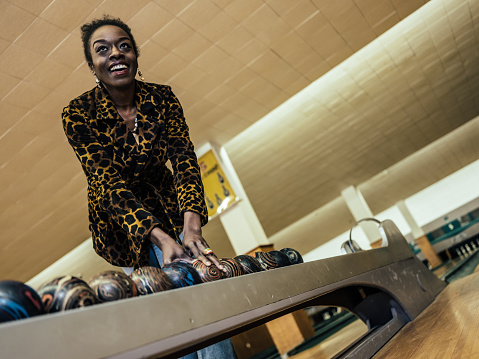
top-left (198, 144), bottom-right (314, 356)
top-left (396, 200), bottom-right (442, 267)
top-left (341, 186), bottom-right (382, 246)
top-left (217, 146), bottom-right (270, 254)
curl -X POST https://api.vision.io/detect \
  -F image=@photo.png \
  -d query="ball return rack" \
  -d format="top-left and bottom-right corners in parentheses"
top-left (0, 220), bottom-right (446, 358)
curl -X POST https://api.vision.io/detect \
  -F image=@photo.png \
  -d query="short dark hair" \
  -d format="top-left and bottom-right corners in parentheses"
top-left (80, 15), bottom-right (139, 64)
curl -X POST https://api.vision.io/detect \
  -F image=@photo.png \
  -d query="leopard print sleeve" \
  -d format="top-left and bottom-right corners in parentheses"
top-left (62, 101), bottom-right (161, 261)
top-left (164, 87), bottom-right (208, 227)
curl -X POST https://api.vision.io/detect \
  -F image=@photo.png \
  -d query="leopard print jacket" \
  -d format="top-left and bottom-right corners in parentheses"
top-left (62, 81), bottom-right (208, 268)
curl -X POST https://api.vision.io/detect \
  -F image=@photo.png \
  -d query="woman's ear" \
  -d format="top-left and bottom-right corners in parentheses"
top-left (88, 63), bottom-right (94, 74)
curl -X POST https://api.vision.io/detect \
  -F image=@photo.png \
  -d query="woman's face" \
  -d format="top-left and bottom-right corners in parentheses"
top-left (89, 25), bottom-right (137, 90)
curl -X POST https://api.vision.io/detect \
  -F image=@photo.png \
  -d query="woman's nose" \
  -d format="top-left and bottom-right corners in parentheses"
top-left (110, 46), bottom-right (122, 59)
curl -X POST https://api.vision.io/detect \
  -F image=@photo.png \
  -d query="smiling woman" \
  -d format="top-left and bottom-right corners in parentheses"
top-left (80, 18), bottom-right (141, 138)
top-left (61, 15), bottom-right (237, 359)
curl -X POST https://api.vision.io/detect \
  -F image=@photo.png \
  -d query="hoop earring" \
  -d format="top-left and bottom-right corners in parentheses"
top-left (138, 69), bottom-right (145, 81)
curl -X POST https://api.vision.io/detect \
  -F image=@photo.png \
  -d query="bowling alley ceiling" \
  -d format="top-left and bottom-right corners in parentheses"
top-left (1, 0), bottom-right (479, 282)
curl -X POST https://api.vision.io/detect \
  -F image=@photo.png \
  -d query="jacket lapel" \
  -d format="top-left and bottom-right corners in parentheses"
top-left (133, 82), bottom-right (162, 176)
top-left (90, 82), bottom-right (163, 177)
top-left (89, 87), bottom-right (118, 135)
top-left (93, 86), bottom-right (139, 156)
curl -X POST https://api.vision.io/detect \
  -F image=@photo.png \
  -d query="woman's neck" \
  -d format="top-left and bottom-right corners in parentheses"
top-left (105, 82), bottom-right (136, 112)
top-left (104, 83), bottom-right (137, 123)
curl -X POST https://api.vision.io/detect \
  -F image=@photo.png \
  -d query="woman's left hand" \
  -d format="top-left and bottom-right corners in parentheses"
top-left (183, 211), bottom-right (225, 272)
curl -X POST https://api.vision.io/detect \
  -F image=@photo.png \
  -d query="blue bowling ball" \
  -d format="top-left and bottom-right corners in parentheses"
top-left (0, 280), bottom-right (44, 323)
top-left (280, 248), bottom-right (304, 264)
top-left (162, 261), bottom-right (202, 288)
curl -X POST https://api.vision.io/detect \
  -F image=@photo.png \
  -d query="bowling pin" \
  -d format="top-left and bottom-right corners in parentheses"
top-left (465, 244), bottom-right (472, 254)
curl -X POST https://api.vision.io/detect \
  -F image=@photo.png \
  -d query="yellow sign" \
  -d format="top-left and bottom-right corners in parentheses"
top-left (198, 150), bottom-right (237, 218)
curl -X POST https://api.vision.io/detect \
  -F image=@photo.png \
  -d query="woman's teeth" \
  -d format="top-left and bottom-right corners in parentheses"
top-left (110, 64), bottom-right (127, 71)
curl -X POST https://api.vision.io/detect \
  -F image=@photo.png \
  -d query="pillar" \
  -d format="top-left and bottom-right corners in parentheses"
top-left (196, 143), bottom-right (269, 254)
top-left (197, 143), bottom-right (314, 356)
top-left (217, 146), bottom-right (270, 254)
top-left (341, 186), bottom-right (382, 245)
top-left (396, 200), bottom-right (442, 267)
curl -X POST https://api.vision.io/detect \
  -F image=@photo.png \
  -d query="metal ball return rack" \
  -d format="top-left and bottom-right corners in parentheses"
top-left (0, 220), bottom-right (446, 359)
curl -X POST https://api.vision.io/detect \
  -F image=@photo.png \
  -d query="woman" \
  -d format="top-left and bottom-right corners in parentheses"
top-left (62, 16), bottom-right (236, 358)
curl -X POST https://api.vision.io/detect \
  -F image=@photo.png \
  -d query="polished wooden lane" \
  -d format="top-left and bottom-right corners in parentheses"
top-left (289, 259), bottom-right (478, 359)
top-left (291, 317), bottom-right (368, 359)
top-left (373, 271), bottom-right (479, 359)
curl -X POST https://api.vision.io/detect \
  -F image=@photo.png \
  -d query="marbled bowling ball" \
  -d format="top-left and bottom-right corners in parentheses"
top-left (268, 250), bottom-right (292, 267)
top-left (162, 261), bottom-right (202, 288)
top-left (129, 267), bottom-right (173, 295)
top-left (255, 251), bottom-right (290, 270)
top-left (37, 276), bottom-right (98, 313)
top-left (0, 280), bottom-right (44, 323)
top-left (192, 260), bottom-right (226, 282)
top-left (254, 251), bottom-right (279, 270)
top-left (88, 271), bottom-right (138, 302)
top-left (280, 248), bottom-right (304, 265)
top-left (219, 258), bottom-right (245, 278)
top-left (234, 255), bottom-right (265, 274)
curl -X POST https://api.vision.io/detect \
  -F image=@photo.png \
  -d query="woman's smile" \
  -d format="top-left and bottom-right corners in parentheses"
top-left (89, 25), bottom-right (137, 90)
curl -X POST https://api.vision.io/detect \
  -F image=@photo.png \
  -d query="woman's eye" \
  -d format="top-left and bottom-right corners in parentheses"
top-left (120, 42), bottom-right (131, 49)
top-left (96, 45), bottom-right (108, 53)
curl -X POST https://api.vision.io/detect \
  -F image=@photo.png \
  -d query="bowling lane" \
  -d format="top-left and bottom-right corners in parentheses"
top-left (288, 255), bottom-right (478, 359)
top-left (373, 271), bottom-right (479, 358)
top-left (290, 317), bottom-right (368, 359)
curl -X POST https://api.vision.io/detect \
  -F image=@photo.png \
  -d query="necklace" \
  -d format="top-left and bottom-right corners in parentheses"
top-left (132, 117), bottom-right (138, 134)
top-left (132, 117), bottom-right (139, 145)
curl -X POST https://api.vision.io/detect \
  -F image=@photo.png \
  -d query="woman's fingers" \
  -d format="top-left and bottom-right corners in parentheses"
top-left (162, 246), bottom-right (193, 266)
top-left (188, 243), bottom-right (225, 271)
top-left (181, 230), bottom-right (226, 271)
top-left (204, 252), bottom-right (225, 271)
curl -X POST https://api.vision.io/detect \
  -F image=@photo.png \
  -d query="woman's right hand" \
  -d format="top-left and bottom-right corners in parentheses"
top-left (149, 227), bottom-right (193, 266)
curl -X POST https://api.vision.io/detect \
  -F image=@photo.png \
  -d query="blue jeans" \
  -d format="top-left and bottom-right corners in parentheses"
top-left (181, 338), bottom-right (238, 359)
top-left (149, 243), bottom-right (238, 359)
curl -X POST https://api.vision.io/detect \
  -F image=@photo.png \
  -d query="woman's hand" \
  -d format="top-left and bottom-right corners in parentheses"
top-left (149, 227), bottom-right (192, 266)
top-left (182, 211), bottom-right (225, 271)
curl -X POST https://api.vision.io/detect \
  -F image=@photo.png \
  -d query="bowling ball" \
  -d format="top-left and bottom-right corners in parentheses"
top-left (0, 280), bottom-right (44, 323)
top-left (37, 276), bottom-right (98, 313)
top-left (162, 261), bottom-right (202, 288)
top-left (219, 258), bottom-right (244, 278)
top-left (280, 248), bottom-right (303, 264)
top-left (88, 270), bottom-right (138, 302)
top-left (234, 255), bottom-right (265, 274)
top-left (192, 260), bottom-right (226, 282)
top-left (268, 250), bottom-right (292, 267)
top-left (255, 251), bottom-right (290, 270)
top-left (129, 267), bottom-right (173, 295)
